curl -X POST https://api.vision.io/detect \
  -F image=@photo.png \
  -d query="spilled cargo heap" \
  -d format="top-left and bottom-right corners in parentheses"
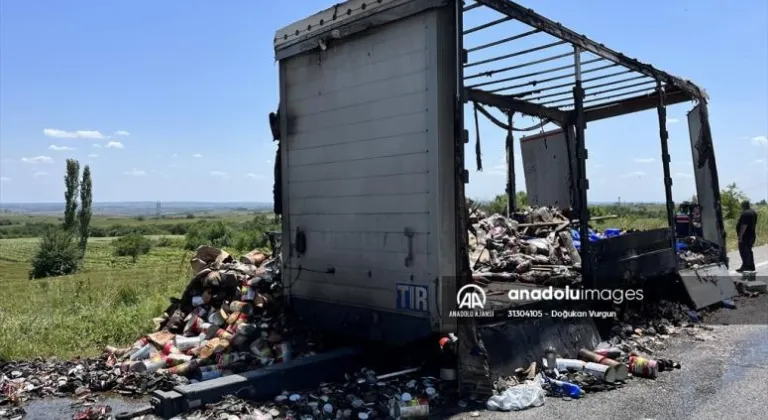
top-left (105, 245), bottom-right (328, 382)
top-left (469, 206), bottom-right (582, 286)
top-left (468, 204), bottom-right (724, 285)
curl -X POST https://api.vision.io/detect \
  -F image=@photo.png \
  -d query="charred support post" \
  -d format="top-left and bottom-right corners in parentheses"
top-left (656, 82), bottom-right (676, 246)
top-left (572, 47), bottom-right (592, 285)
top-left (506, 112), bottom-right (516, 216)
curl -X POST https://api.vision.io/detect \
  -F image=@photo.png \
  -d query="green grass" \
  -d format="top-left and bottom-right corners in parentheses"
top-left (0, 236), bottom-right (191, 360)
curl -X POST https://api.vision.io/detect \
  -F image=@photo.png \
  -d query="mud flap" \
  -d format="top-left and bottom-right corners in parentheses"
top-left (679, 263), bottom-right (738, 309)
top-left (477, 315), bottom-right (600, 381)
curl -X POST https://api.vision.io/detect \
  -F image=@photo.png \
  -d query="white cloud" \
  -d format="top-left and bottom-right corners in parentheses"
top-left (21, 156), bottom-right (54, 164)
top-left (210, 171), bottom-right (229, 178)
top-left (633, 158), bottom-right (655, 163)
top-left (675, 172), bottom-right (693, 179)
top-left (88, 154), bottom-right (98, 158)
top-left (265, 159), bottom-right (273, 164)
top-left (43, 128), bottom-right (104, 139)
top-left (622, 171), bottom-right (645, 178)
top-left (751, 136), bottom-right (767, 146)
top-left (106, 141), bottom-right (124, 149)
top-left (33, 171), bottom-right (47, 177)
top-left (666, 118), bottom-right (679, 124)
top-left (93, 143), bottom-right (102, 148)
top-left (124, 169), bottom-right (146, 176)
top-left (48, 144), bottom-right (74, 151)
top-left (592, 163), bottom-right (604, 169)
top-left (0, 177), bottom-right (10, 182)
top-left (114, 130), bottom-right (130, 136)
top-left (171, 154), bottom-right (179, 158)
top-left (755, 159), bottom-right (766, 164)
top-left (193, 154), bottom-right (202, 158)
top-left (246, 173), bottom-right (263, 179)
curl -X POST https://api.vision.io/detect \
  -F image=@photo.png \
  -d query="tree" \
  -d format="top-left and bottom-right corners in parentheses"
top-left (720, 183), bottom-right (749, 219)
top-left (485, 191), bottom-right (529, 215)
top-left (113, 233), bottom-right (152, 263)
top-left (77, 165), bottom-right (93, 252)
top-left (63, 159), bottom-right (81, 231)
top-left (29, 227), bottom-right (80, 279)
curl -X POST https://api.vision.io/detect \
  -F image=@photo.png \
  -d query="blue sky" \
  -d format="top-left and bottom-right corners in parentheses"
top-left (0, 0), bottom-right (766, 204)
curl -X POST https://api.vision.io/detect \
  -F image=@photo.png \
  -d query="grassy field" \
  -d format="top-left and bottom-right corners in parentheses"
top-left (0, 207), bottom-right (766, 360)
top-left (0, 236), bottom-right (192, 360)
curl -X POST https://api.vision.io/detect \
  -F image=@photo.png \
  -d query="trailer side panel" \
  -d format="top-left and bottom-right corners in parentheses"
top-left (278, 6), bottom-right (456, 343)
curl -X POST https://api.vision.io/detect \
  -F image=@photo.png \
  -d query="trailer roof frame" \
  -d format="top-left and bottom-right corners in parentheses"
top-left (462, 0), bottom-right (708, 124)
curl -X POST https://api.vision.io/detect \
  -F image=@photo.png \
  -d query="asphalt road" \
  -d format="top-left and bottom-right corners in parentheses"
top-left (450, 245), bottom-right (768, 420)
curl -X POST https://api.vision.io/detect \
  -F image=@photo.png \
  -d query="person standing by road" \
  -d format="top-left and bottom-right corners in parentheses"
top-left (736, 200), bottom-right (758, 272)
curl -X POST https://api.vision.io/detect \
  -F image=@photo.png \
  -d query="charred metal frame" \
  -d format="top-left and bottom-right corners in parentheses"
top-left (458, 0), bottom-right (720, 285)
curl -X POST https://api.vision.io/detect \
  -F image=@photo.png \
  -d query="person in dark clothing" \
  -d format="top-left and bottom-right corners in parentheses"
top-left (736, 200), bottom-right (758, 272)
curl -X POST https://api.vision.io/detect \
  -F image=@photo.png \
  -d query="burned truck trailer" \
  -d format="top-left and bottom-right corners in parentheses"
top-left (271, 0), bottom-right (735, 389)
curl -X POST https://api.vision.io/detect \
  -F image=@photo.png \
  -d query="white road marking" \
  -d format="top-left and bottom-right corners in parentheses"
top-left (729, 261), bottom-right (768, 275)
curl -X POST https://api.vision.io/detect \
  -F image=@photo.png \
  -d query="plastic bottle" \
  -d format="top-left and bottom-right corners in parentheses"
top-left (547, 378), bottom-right (582, 398)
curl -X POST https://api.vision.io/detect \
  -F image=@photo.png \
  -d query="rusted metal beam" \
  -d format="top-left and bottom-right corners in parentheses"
top-left (467, 29), bottom-right (540, 53)
top-left (526, 75), bottom-right (646, 102)
top-left (584, 88), bottom-right (691, 122)
top-left (463, 16), bottom-right (512, 34)
top-left (506, 112), bottom-right (516, 216)
top-left (473, 0), bottom-right (707, 100)
top-left (656, 81), bottom-right (676, 248)
top-left (540, 80), bottom-right (656, 106)
top-left (465, 88), bottom-right (568, 123)
top-left (572, 47), bottom-right (592, 286)
top-left (488, 63), bottom-right (620, 94)
top-left (464, 40), bottom-right (566, 68)
top-left (464, 51), bottom-right (573, 80)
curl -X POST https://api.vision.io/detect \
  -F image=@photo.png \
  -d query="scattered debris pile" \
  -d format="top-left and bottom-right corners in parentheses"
top-left (469, 207), bottom-right (582, 286)
top-left (104, 245), bottom-right (327, 383)
top-left (0, 357), bottom-right (186, 405)
top-left (176, 367), bottom-right (444, 420)
top-left (485, 305), bottom-right (701, 413)
top-left (677, 236), bottom-right (722, 268)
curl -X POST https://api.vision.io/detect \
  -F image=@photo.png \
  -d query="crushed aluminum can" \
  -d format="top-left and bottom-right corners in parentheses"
top-left (129, 343), bottom-right (153, 361)
top-left (121, 337), bottom-right (149, 360)
top-left (166, 353), bottom-right (193, 366)
top-left (207, 309), bottom-right (227, 327)
top-left (184, 314), bottom-right (210, 336)
top-left (162, 342), bottom-right (181, 355)
top-left (175, 335), bottom-right (204, 351)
